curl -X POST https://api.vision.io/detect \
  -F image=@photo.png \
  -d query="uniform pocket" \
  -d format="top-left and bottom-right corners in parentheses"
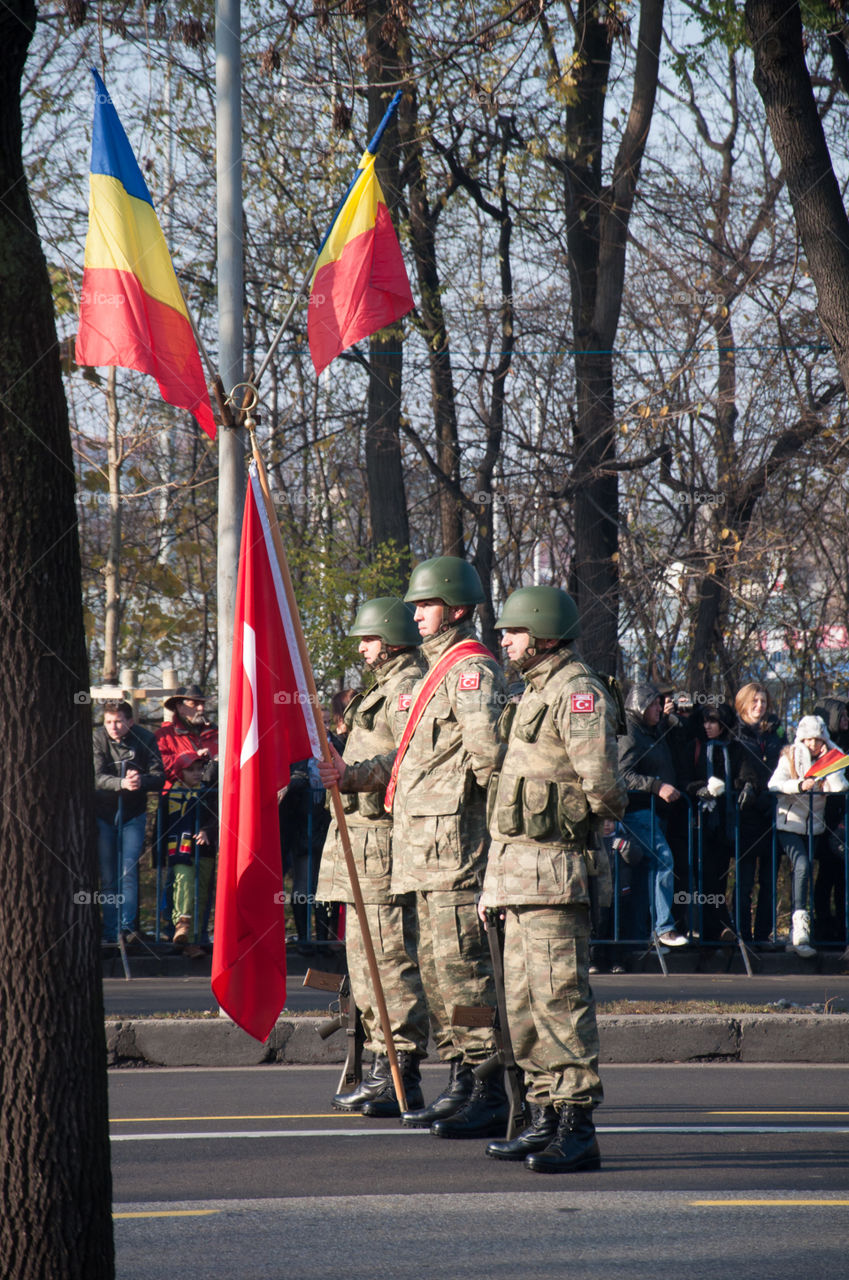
top-left (556, 784), bottom-right (589, 842)
top-left (363, 826), bottom-right (391, 877)
top-left (514, 700), bottom-right (547, 743)
top-left (357, 791), bottom-right (385, 819)
top-left (495, 775), bottom-right (523, 836)
top-left (417, 813), bottom-right (463, 872)
top-left (523, 778), bottom-right (557, 839)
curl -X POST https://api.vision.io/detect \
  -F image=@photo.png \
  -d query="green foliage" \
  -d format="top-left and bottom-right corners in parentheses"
top-left (288, 537), bottom-right (411, 692)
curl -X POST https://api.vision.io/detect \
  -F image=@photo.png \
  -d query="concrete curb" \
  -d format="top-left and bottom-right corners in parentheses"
top-left (106, 1013), bottom-right (849, 1068)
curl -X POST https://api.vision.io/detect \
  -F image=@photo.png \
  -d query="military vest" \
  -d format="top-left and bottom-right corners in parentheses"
top-left (491, 655), bottom-right (609, 846)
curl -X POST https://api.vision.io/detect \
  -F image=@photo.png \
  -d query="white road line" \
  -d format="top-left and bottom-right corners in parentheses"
top-left (110, 1123), bottom-right (849, 1142)
top-left (111, 1128), bottom-right (430, 1141)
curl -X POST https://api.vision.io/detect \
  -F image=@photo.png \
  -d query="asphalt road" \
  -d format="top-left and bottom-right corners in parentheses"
top-left (111, 1063), bottom-right (849, 1278)
top-left (102, 971), bottom-right (849, 1018)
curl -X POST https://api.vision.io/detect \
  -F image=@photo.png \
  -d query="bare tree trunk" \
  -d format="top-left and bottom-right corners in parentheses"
top-left (0, 2), bottom-right (114, 1274)
top-left (559, 0), bottom-right (664, 673)
top-left (747, 0), bottom-right (849, 395)
top-left (102, 368), bottom-right (121, 683)
top-left (364, 0), bottom-right (410, 560)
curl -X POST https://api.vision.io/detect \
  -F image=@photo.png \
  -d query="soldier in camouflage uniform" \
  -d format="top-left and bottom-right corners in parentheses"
top-left (316, 598), bottom-right (430, 1117)
top-left (320, 557), bottom-right (508, 1138)
top-left (480, 586), bottom-right (627, 1172)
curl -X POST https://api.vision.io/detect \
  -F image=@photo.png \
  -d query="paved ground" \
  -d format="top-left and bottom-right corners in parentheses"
top-left (110, 1062), bottom-right (849, 1279)
top-left (103, 970), bottom-right (849, 1018)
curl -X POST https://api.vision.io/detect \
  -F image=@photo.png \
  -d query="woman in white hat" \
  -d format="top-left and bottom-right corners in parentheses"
top-left (768, 714), bottom-right (848, 956)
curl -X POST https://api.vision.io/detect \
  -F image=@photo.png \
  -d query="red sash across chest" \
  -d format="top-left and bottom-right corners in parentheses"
top-left (383, 639), bottom-right (493, 813)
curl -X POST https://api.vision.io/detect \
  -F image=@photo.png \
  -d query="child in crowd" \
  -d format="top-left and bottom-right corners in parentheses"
top-left (768, 715), bottom-right (848, 957)
top-left (163, 750), bottom-right (218, 950)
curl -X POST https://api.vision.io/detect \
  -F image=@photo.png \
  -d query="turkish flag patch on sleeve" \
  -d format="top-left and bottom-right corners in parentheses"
top-left (398, 693), bottom-right (412, 711)
top-left (458, 672), bottom-right (481, 692)
top-left (571, 692), bottom-right (595, 713)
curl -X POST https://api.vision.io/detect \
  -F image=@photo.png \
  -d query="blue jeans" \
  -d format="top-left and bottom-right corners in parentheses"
top-left (97, 811), bottom-right (147, 938)
top-left (777, 831), bottom-right (812, 913)
top-left (620, 808), bottom-right (677, 937)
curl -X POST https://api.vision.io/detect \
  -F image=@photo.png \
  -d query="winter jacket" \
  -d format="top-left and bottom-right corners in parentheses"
top-left (618, 710), bottom-right (679, 816)
top-left (160, 784), bottom-right (218, 863)
top-left (93, 724), bottom-right (165, 822)
top-left (769, 737), bottom-right (848, 835)
top-left (154, 719), bottom-right (219, 787)
top-left (733, 719), bottom-right (781, 820)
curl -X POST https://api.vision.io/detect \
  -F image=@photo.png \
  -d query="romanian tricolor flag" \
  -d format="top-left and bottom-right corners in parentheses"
top-left (308, 91), bottom-right (414, 376)
top-left (76, 70), bottom-right (216, 439)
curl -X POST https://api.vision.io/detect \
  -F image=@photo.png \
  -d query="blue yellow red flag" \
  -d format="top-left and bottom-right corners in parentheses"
top-left (76, 69), bottom-right (216, 438)
top-left (308, 92), bottom-right (414, 375)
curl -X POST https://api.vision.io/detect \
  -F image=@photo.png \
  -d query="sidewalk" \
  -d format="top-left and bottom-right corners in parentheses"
top-left (104, 942), bottom-right (849, 1069)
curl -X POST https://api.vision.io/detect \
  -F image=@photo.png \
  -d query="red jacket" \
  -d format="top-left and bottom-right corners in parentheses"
top-left (155, 719), bottom-right (219, 787)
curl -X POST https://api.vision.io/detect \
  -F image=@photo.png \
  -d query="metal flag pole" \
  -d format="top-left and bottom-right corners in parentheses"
top-left (245, 416), bottom-right (407, 1113)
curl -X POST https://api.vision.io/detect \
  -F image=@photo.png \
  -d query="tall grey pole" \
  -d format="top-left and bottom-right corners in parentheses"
top-left (216, 0), bottom-right (245, 756)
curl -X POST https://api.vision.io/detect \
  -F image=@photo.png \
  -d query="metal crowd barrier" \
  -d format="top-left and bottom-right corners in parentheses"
top-left (599, 789), bottom-right (849, 971)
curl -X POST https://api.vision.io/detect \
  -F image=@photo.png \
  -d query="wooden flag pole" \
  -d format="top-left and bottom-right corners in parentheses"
top-left (248, 432), bottom-right (408, 1113)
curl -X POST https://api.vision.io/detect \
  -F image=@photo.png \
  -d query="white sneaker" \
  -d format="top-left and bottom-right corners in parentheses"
top-left (790, 910), bottom-right (816, 959)
top-left (657, 931), bottom-right (688, 948)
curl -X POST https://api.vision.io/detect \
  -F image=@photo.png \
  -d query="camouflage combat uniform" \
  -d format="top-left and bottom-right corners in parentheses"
top-left (480, 647), bottom-right (627, 1107)
top-left (344, 620), bottom-right (507, 1065)
top-left (316, 649), bottom-right (429, 1057)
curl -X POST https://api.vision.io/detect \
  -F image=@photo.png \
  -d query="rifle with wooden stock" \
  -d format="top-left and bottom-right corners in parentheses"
top-left (305, 968), bottom-right (364, 1097)
top-left (452, 908), bottom-right (528, 1140)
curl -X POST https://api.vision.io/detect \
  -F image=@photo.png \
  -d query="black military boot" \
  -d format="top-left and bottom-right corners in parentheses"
top-left (485, 1103), bottom-right (558, 1161)
top-left (332, 1056), bottom-right (390, 1112)
top-left (431, 1072), bottom-right (509, 1139)
top-left (524, 1105), bottom-right (601, 1173)
top-left (400, 1060), bottom-right (474, 1128)
top-left (361, 1053), bottom-right (424, 1118)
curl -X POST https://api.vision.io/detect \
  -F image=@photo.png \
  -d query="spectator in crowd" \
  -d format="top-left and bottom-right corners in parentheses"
top-left (161, 750), bottom-right (217, 951)
top-left (733, 682), bottom-right (782, 947)
top-left (617, 683), bottom-right (688, 949)
top-left (279, 757), bottom-right (332, 953)
top-left (155, 685), bottom-right (218, 788)
top-left (94, 699), bottom-right (164, 943)
top-left (329, 688), bottom-right (358, 744)
top-left (686, 702), bottom-right (737, 942)
top-left (813, 698), bottom-right (849, 942)
top-left (662, 691), bottom-right (701, 932)
top-left (769, 714), bottom-right (849, 957)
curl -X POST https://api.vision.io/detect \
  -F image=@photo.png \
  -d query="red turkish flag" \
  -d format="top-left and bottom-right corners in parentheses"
top-left (212, 465), bottom-right (319, 1041)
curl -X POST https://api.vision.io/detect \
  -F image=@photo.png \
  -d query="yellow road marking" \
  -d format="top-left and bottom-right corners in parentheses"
top-left (709, 1111), bottom-right (849, 1117)
top-left (691, 1200), bottom-right (849, 1207)
top-left (114, 1210), bottom-right (220, 1219)
top-left (110, 1114), bottom-right (339, 1123)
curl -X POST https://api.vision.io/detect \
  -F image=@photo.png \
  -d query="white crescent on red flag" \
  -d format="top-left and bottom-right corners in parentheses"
top-left (212, 465), bottom-right (320, 1041)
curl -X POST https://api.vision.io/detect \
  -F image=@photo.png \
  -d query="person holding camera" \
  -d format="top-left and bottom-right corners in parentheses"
top-left (155, 684), bottom-right (218, 789)
top-left (94, 699), bottom-right (164, 942)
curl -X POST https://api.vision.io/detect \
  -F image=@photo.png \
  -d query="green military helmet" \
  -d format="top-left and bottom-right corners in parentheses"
top-left (495, 585), bottom-right (581, 641)
top-left (404, 556), bottom-right (485, 607)
top-left (347, 597), bottom-right (421, 647)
